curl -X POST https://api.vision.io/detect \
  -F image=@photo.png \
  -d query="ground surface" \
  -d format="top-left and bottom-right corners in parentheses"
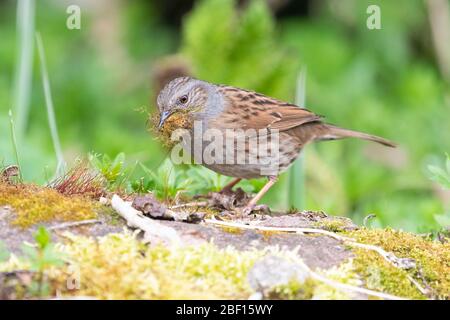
top-left (0, 183), bottom-right (448, 300)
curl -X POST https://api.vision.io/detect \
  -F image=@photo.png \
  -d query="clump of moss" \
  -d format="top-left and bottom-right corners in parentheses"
top-left (312, 218), bottom-right (351, 232)
top-left (148, 110), bottom-right (193, 148)
top-left (271, 260), bottom-right (364, 300)
top-left (0, 182), bottom-right (98, 228)
top-left (269, 278), bottom-right (316, 299)
top-left (346, 228), bottom-right (450, 299)
top-left (50, 160), bottom-right (106, 198)
top-left (45, 232), bottom-right (266, 299)
top-left (218, 225), bottom-right (244, 235)
top-left (256, 229), bottom-right (285, 240)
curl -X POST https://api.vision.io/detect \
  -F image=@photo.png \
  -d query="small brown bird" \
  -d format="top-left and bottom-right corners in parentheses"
top-left (157, 77), bottom-right (395, 214)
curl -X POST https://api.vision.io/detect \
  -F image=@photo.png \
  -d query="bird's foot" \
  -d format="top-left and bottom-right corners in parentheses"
top-left (218, 186), bottom-right (233, 195)
top-left (241, 204), bottom-right (270, 216)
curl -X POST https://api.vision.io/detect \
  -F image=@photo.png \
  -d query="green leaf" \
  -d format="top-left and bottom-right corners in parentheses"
top-left (42, 244), bottom-right (64, 267)
top-left (21, 244), bottom-right (38, 265)
top-left (34, 226), bottom-right (51, 249)
top-left (428, 164), bottom-right (450, 189)
top-left (434, 213), bottom-right (450, 228)
top-left (0, 241), bottom-right (10, 262)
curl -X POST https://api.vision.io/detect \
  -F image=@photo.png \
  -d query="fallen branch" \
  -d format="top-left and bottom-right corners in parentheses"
top-left (132, 195), bottom-right (205, 223)
top-left (111, 195), bottom-right (180, 245)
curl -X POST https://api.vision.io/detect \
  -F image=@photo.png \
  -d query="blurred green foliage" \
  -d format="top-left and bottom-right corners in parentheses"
top-left (183, 0), bottom-right (298, 99)
top-left (1, 0), bottom-right (449, 232)
top-left (428, 153), bottom-right (450, 189)
top-left (0, 241), bottom-right (9, 262)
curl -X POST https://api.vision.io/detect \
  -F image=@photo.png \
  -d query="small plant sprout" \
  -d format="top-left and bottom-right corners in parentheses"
top-left (21, 226), bottom-right (65, 297)
top-left (89, 152), bottom-right (128, 190)
top-left (138, 159), bottom-right (191, 201)
top-left (187, 166), bottom-right (229, 193)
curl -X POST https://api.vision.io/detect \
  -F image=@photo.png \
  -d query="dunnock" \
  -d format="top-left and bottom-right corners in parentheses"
top-left (156, 77), bottom-right (395, 214)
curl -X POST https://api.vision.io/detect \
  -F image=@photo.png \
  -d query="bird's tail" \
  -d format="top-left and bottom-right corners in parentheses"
top-left (319, 124), bottom-right (396, 148)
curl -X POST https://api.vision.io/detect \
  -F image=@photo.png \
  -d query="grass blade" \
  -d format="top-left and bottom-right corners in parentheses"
top-left (8, 109), bottom-right (23, 181)
top-left (35, 32), bottom-right (65, 176)
top-left (13, 0), bottom-right (35, 140)
top-left (287, 67), bottom-right (307, 210)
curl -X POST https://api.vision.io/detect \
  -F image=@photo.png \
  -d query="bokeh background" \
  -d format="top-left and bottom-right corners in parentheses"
top-left (0, 0), bottom-right (449, 232)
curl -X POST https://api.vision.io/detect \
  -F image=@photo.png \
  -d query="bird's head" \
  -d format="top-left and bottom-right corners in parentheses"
top-left (156, 77), bottom-right (210, 132)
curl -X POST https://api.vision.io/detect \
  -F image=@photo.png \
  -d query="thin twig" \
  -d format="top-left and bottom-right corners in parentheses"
top-left (205, 218), bottom-right (349, 240)
top-left (169, 201), bottom-right (208, 209)
top-left (294, 258), bottom-right (405, 300)
top-left (204, 219), bottom-right (425, 297)
top-left (48, 219), bottom-right (101, 231)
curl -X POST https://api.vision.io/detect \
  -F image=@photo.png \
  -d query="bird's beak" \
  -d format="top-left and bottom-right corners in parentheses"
top-left (158, 110), bottom-right (172, 130)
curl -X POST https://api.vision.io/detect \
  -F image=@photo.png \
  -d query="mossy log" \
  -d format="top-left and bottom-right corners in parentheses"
top-left (0, 183), bottom-right (448, 300)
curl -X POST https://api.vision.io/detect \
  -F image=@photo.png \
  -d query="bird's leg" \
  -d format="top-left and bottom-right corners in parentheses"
top-left (220, 178), bottom-right (242, 193)
top-left (242, 176), bottom-right (278, 215)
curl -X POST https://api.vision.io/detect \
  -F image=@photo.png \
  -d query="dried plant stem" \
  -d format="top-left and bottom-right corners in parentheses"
top-left (287, 67), bottom-right (308, 209)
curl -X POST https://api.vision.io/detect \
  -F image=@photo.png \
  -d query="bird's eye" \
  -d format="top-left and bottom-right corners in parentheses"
top-left (178, 95), bottom-right (188, 105)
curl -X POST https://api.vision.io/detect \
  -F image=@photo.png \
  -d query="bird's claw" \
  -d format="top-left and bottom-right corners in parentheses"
top-left (242, 205), bottom-right (254, 215)
top-left (241, 204), bottom-right (270, 215)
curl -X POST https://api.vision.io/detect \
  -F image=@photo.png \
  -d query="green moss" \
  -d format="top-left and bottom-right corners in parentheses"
top-left (48, 232), bottom-right (266, 299)
top-left (312, 218), bottom-right (349, 232)
top-left (270, 260), bottom-right (364, 300)
top-left (218, 225), bottom-right (244, 235)
top-left (346, 228), bottom-right (450, 299)
top-left (0, 182), bottom-right (98, 228)
top-left (270, 278), bottom-right (316, 299)
top-left (256, 230), bottom-right (285, 239)
top-left (149, 110), bottom-right (193, 148)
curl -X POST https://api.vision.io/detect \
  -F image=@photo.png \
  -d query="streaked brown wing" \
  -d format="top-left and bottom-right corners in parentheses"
top-left (215, 85), bottom-right (322, 131)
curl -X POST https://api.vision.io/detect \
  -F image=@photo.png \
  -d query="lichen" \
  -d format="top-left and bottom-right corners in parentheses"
top-left (346, 228), bottom-right (450, 299)
top-left (0, 182), bottom-right (98, 228)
